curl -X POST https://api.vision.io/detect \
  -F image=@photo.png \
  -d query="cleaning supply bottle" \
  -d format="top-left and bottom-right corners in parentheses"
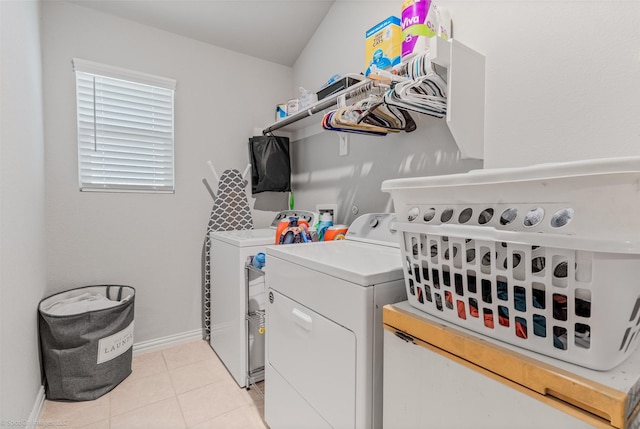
top-left (252, 252), bottom-right (266, 270)
top-left (316, 212), bottom-right (334, 241)
top-left (279, 217), bottom-right (306, 245)
top-left (324, 225), bottom-right (348, 241)
top-left (308, 227), bottom-right (319, 242)
top-left (275, 218), bottom-right (290, 244)
top-left (299, 87), bottom-right (318, 109)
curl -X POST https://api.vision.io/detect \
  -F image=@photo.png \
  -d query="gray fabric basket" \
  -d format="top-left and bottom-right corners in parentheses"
top-left (38, 285), bottom-right (135, 401)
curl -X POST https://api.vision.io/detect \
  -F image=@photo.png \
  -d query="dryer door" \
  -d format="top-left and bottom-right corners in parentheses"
top-left (267, 289), bottom-right (356, 429)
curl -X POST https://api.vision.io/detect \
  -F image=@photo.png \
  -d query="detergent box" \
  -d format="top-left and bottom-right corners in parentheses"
top-left (365, 16), bottom-right (401, 76)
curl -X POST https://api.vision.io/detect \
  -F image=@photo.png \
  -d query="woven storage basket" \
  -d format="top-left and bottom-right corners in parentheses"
top-left (382, 157), bottom-right (640, 370)
top-left (39, 285), bottom-right (135, 400)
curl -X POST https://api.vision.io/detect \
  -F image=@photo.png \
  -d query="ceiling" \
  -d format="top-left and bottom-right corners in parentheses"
top-left (65, 0), bottom-right (336, 67)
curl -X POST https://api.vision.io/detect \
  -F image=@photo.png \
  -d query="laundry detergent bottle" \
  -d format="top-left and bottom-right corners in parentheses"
top-left (279, 217), bottom-right (309, 244)
top-left (316, 212), bottom-right (334, 241)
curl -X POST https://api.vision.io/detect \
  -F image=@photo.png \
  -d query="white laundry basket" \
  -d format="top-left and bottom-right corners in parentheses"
top-left (381, 157), bottom-right (640, 370)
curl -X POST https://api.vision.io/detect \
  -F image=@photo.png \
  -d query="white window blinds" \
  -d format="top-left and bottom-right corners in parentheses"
top-left (73, 59), bottom-right (176, 193)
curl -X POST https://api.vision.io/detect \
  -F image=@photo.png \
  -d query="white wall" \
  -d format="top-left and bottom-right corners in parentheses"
top-left (2, 0), bottom-right (636, 420)
top-left (438, 0), bottom-right (640, 168)
top-left (290, 1), bottom-right (640, 221)
top-left (291, 1), bottom-right (482, 224)
top-left (41, 1), bottom-right (293, 343)
top-left (1, 0), bottom-right (48, 424)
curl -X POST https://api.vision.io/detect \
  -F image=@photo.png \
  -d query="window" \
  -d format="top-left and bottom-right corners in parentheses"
top-left (73, 58), bottom-right (176, 193)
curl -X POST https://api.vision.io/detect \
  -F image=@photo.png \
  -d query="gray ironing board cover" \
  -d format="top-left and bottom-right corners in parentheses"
top-left (203, 169), bottom-right (253, 339)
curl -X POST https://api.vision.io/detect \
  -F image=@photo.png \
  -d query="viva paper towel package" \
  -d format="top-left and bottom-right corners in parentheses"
top-left (436, 4), bottom-right (451, 40)
top-left (401, 0), bottom-right (438, 59)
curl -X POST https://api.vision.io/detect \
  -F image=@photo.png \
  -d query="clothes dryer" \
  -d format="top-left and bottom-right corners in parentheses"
top-left (209, 210), bottom-right (316, 388)
top-left (264, 213), bottom-right (407, 429)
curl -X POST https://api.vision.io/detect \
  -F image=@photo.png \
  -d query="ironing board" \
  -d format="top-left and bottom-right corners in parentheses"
top-left (203, 169), bottom-right (253, 340)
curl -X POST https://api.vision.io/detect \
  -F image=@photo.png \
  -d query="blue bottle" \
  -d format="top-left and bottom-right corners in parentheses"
top-left (252, 252), bottom-right (266, 269)
top-left (316, 212), bottom-right (334, 241)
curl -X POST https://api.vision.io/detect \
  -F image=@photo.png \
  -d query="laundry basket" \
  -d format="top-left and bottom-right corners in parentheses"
top-left (381, 157), bottom-right (640, 370)
top-left (38, 285), bottom-right (135, 401)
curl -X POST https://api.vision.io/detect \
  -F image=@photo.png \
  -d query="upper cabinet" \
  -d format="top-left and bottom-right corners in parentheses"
top-left (261, 37), bottom-right (486, 160)
top-left (431, 37), bottom-right (485, 160)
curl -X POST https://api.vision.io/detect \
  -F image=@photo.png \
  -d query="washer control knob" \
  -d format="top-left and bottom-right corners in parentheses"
top-left (369, 217), bottom-right (379, 228)
top-left (268, 291), bottom-right (274, 304)
top-left (389, 217), bottom-right (398, 233)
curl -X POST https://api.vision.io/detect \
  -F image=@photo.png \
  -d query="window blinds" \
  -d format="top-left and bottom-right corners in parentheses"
top-left (73, 59), bottom-right (176, 193)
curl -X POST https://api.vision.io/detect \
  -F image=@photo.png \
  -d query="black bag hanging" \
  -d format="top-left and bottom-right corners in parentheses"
top-left (248, 135), bottom-right (291, 195)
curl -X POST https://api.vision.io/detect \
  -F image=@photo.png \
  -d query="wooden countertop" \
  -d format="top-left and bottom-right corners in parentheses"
top-left (383, 302), bottom-right (640, 429)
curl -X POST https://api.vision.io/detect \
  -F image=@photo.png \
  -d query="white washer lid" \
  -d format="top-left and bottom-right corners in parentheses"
top-left (210, 228), bottom-right (276, 247)
top-left (266, 240), bottom-right (404, 286)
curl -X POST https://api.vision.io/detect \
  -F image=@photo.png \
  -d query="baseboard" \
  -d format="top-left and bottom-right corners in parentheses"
top-left (27, 385), bottom-right (46, 429)
top-left (132, 328), bottom-right (203, 355)
top-left (32, 329), bottom-right (202, 423)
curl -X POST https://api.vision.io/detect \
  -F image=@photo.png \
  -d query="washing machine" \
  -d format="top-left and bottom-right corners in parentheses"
top-left (209, 209), bottom-right (316, 388)
top-left (264, 213), bottom-right (407, 429)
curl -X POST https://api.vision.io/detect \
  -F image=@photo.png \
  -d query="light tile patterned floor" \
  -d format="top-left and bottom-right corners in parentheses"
top-left (38, 339), bottom-right (267, 429)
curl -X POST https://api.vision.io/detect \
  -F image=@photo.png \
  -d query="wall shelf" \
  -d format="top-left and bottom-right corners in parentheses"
top-left (261, 78), bottom-right (372, 141)
top-left (262, 37), bottom-right (486, 159)
top-left (432, 37), bottom-right (486, 160)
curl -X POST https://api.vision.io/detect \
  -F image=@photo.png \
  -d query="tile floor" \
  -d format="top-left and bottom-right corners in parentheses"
top-left (38, 339), bottom-right (268, 429)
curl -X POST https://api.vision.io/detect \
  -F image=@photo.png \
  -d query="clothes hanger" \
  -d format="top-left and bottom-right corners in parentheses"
top-left (354, 95), bottom-right (417, 132)
top-left (322, 108), bottom-right (389, 136)
top-left (384, 63), bottom-right (447, 118)
top-left (321, 84), bottom-right (418, 134)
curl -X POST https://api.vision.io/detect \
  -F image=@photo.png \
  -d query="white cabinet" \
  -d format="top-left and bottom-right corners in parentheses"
top-left (382, 301), bottom-right (640, 429)
top-left (209, 233), bottom-right (267, 388)
top-left (431, 37), bottom-right (485, 160)
top-left (383, 329), bottom-right (594, 429)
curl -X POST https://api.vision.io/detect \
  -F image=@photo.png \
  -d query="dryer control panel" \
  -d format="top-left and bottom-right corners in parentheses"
top-left (345, 213), bottom-right (399, 247)
top-left (269, 210), bottom-right (318, 228)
